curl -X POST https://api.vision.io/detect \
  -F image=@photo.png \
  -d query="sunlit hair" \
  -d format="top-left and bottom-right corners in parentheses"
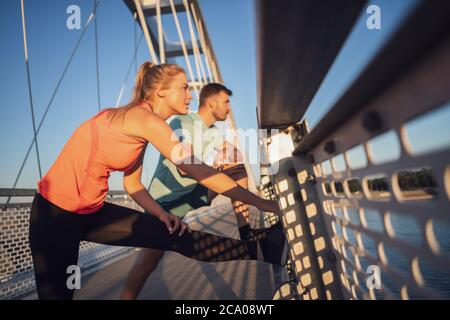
top-left (107, 61), bottom-right (185, 121)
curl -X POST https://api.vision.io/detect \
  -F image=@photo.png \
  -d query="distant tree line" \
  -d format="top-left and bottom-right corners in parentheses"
top-left (367, 177), bottom-right (389, 192)
top-left (323, 168), bottom-right (436, 197)
top-left (397, 168), bottom-right (437, 195)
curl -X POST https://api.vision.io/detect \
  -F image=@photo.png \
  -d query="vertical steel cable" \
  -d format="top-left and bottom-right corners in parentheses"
top-left (20, 0), bottom-right (42, 181)
top-left (94, 0), bottom-right (101, 112)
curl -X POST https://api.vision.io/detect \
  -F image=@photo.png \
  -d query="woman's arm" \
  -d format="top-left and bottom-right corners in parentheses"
top-left (123, 144), bottom-right (190, 235)
top-left (123, 144), bottom-right (164, 217)
top-left (126, 111), bottom-right (280, 215)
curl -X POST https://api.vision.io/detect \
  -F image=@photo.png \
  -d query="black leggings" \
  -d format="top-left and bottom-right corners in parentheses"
top-left (29, 193), bottom-right (261, 300)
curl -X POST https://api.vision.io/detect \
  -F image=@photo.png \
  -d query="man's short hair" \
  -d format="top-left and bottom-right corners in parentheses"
top-left (199, 83), bottom-right (232, 106)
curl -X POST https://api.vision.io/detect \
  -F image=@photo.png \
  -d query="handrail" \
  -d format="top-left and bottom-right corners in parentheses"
top-left (293, 0), bottom-right (450, 156)
top-left (256, 0), bottom-right (367, 129)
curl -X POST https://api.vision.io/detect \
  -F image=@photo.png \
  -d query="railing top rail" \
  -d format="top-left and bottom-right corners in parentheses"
top-left (293, 0), bottom-right (450, 156)
top-left (0, 188), bottom-right (127, 197)
top-left (256, 0), bottom-right (366, 129)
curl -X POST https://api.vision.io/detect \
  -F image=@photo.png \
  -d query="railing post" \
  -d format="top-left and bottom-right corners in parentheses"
top-left (261, 124), bottom-right (344, 300)
top-left (290, 153), bottom-right (344, 300)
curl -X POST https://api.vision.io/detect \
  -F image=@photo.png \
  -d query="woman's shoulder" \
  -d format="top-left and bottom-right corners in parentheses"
top-left (127, 105), bottom-right (162, 121)
top-left (124, 106), bottom-right (167, 134)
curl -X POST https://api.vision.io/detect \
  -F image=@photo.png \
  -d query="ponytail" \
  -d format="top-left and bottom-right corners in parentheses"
top-left (132, 61), bottom-right (156, 104)
top-left (106, 61), bottom-right (185, 122)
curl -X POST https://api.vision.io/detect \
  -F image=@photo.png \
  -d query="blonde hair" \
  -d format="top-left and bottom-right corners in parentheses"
top-left (107, 62), bottom-right (185, 121)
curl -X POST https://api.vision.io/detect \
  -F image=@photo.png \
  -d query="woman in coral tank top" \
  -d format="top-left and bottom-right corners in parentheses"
top-left (29, 62), bottom-right (286, 300)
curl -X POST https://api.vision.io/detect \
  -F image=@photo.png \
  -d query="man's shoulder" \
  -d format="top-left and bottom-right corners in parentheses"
top-left (168, 114), bottom-right (196, 128)
top-left (170, 113), bottom-right (196, 123)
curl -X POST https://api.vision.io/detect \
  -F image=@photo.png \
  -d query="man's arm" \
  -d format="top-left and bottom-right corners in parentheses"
top-left (213, 140), bottom-right (244, 169)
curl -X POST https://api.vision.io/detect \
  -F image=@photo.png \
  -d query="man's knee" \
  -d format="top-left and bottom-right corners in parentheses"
top-left (207, 164), bottom-right (248, 202)
top-left (222, 163), bottom-right (247, 183)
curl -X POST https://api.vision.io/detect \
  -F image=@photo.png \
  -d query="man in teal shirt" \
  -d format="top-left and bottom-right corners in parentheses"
top-left (148, 104), bottom-right (227, 213)
top-left (121, 83), bottom-right (283, 299)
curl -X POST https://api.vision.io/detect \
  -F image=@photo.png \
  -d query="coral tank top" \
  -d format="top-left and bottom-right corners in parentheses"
top-left (38, 106), bottom-right (148, 213)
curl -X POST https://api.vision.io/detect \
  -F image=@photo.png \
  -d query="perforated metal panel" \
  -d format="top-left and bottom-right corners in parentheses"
top-left (301, 37), bottom-right (450, 299)
top-left (261, 35), bottom-right (450, 300)
top-left (0, 195), bottom-right (140, 300)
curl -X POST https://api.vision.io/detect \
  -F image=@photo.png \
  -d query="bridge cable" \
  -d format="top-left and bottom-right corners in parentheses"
top-left (134, 12), bottom-right (138, 73)
top-left (20, 0), bottom-right (42, 181)
top-left (156, 0), bottom-right (165, 63)
top-left (94, 0), bottom-right (101, 112)
top-left (189, 2), bottom-right (213, 83)
top-left (183, 0), bottom-right (205, 87)
top-left (169, 0), bottom-right (199, 102)
top-left (133, 0), bottom-right (159, 64)
top-left (115, 32), bottom-right (145, 107)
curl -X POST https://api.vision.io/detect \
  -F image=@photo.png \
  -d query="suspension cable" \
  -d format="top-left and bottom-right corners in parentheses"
top-left (134, 0), bottom-right (159, 63)
top-left (115, 32), bottom-right (144, 107)
top-left (156, 0), bottom-right (165, 63)
top-left (20, 0), bottom-right (42, 181)
top-left (134, 12), bottom-right (138, 73)
top-left (169, 0), bottom-right (199, 101)
top-left (183, 0), bottom-right (204, 87)
top-left (189, 2), bottom-right (214, 82)
top-left (94, 0), bottom-right (101, 112)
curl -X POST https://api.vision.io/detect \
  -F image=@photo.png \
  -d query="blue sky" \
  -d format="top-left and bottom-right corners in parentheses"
top-left (1, 0), bottom-right (449, 196)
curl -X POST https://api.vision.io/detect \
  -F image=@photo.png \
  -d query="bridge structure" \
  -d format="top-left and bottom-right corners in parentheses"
top-left (1, 0), bottom-right (450, 300)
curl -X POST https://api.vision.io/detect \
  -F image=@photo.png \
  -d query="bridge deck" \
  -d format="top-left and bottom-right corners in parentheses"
top-left (74, 250), bottom-right (275, 300)
top-left (26, 198), bottom-right (279, 300)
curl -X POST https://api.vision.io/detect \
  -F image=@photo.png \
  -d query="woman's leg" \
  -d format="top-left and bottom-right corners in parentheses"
top-left (83, 202), bottom-right (286, 265)
top-left (28, 194), bottom-right (84, 300)
top-left (121, 188), bottom-right (214, 300)
top-left (121, 186), bottom-right (222, 299)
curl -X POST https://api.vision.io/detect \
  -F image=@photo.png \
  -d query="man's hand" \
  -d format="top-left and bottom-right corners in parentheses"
top-left (159, 213), bottom-right (191, 236)
top-left (213, 141), bottom-right (243, 169)
top-left (177, 167), bottom-right (188, 176)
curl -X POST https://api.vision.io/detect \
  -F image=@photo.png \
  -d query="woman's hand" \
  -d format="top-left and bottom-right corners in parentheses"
top-left (159, 213), bottom-right (191, 236)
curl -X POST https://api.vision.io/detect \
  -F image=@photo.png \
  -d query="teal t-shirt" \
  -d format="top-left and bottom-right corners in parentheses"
top-left (149, 113), bottom-right (223, 203)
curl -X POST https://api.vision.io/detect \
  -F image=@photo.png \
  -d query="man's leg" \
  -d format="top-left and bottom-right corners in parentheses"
top-left (211, 163), bottom-right (280, 241)
top-left (120, 194), bottom-right (203, 300)
top-left (216, 164), bottom-right (256, 239)
top-left (229, 170), bottom-right (252, 239)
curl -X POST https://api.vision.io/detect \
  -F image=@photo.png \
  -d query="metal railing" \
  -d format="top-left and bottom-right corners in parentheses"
top-left (0, 190), bottom-right (138, 300)
top-left (257, 0), bottom-right (450, 300)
